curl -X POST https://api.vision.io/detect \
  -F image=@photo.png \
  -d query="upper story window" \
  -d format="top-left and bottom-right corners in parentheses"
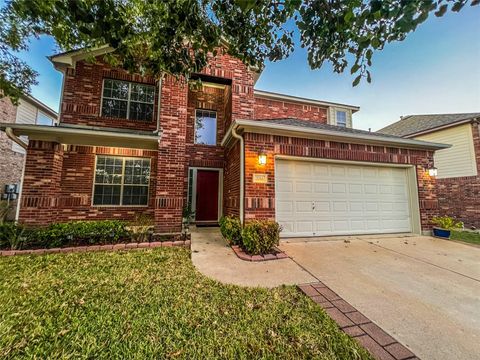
top-left (195, 109), bottom-right (217, 145)
top-left (336, 110), bottom-right (347, 127)
top-left (36, 111), bottom-right (55, 126)
top-left (93, 156), bottom-right (151, 206)
top-left (101, 79), bottom-right (155, 121)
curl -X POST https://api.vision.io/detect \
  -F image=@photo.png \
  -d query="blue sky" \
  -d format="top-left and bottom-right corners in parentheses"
top-left (15, 5), bottom-right (480, 131)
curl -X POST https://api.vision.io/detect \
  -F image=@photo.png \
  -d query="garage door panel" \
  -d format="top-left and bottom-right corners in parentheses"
top-left (314, 182), bottom-right (330, 192)
top-left (276, 180), bottom-right (293, 193)
top-left (350, 220), bottom-right (366, 231)
top-left (364, 184), bottom-right (378, 194)
top-left (297, 221), bottom-right (314, 233)
top-left (296, 163), bottom-right (313, 176)
top-left (276, 159), bottom-right (413, 238)
top-left (333, 201), bottom-right (348, 212)
top-left (333, 220), bottom-right (350, 231)
top-left (296, 201), bottom-right (314, 213)
top-left (349, 184), bottom-right (363, 193)
top-left (295, 181), bottom-right (313, 192)
top-left (313, 164), bottom-right (329, 176)
top-left (315, 220), bottom-right (332, 232)
top-left (277, 201), bottom-right (293, 214)
top-left (314, 201), bottom-right (330, 212)
top-left (332, 183), bottom-right (347, 193)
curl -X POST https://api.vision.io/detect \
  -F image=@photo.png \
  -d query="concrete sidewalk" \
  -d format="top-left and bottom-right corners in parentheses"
top-left (190, 227), bottom-right (315, 288)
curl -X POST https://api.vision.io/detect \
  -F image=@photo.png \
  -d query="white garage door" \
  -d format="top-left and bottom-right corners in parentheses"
top-left (275, 159), bottom-right (413, 237)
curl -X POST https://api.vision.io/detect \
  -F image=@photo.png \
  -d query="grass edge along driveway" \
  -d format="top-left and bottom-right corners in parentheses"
top-left (0, 247), bottom-right (371, 359)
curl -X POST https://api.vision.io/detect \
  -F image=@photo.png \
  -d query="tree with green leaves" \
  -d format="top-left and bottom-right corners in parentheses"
top-left (1, 0), bottom-right (478, 103)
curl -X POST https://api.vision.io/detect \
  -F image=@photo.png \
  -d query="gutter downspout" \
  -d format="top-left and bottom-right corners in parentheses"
top-left (15, 155), bottom-right (27, 222)
top-left (5, 128), bottom-right (28, 222)
top-left (6, 127), bottom-right (27, 150)
top-left (155, 76), bottom-right (163, 134)
top-left (231, 126), bottom-right (244, 225)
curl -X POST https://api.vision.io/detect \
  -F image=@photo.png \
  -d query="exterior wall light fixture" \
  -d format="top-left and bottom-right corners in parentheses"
top-left (424, 163), bottom-right (438, 177)
top-left (258, 152), bottom-right (267, 166)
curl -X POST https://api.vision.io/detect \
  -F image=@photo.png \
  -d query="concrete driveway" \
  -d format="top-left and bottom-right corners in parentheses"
top-left (280, 235), bottom-right (480, 360)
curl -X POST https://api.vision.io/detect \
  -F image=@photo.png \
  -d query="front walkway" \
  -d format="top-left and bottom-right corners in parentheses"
top-left (190, 227), bottom-right (315, 287)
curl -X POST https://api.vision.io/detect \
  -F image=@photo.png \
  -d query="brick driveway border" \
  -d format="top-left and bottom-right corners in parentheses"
top-left (0, 240), bottom-right (191, 256)
top-left (299, 282), bottom-right (418, 360)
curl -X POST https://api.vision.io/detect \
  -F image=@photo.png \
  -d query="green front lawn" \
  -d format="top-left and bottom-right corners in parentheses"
top-left (0, 248), bottom-right (371, 359)
top-left (450, 230), bottom-right (480, 245)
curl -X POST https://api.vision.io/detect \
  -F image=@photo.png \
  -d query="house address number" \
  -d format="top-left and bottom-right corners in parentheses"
top-left (252, 173), bottom-right (268, 184)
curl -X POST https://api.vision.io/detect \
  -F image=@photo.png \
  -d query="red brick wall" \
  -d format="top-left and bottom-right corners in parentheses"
top-left (185, 85), bottom-right (226, 169)
top-left (61, 59), bottom-right (158, 131)
top-left (155, 75), bottom-right (188, 233)
top-left (19, 141), bottom-right (64, 225)
top-left (19, 141), bottom-right (157, 226)
top-left (0, 97), bottom-right (23, 219)
top-left (436, 122), bottom-right (480, 228)
top-left (198, 49), bottom-right (255, 126)
top-left (0, 97), bottom-right (23, 187)
top-left (223, 141), bottom-right (240, 217)
top-left (254, 96), bottom-right (328, 123)
top-left (242, 133), bottom-right (437, 232)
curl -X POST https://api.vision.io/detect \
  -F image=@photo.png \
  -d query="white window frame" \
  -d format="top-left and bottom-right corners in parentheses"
top-left (35, 110), bottom-right (55, 126)
top-left (194, 109), bottom-right (218, 146)
top-left (100, 79), bottom-right (155, 121)
top-left (336, 110), bottom-right (347, 127)
top-left (92, 155), bottom-right (151, 207)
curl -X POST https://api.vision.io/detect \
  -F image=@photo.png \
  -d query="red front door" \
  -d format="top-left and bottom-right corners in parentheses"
top-left (195, 170), bottom-right (219, 222)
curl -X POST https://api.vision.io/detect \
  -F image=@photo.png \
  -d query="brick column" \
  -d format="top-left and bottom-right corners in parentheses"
top-left (416, 155), bottom-right (439, 233)
top-left (19, 140), bottom-right (64, 226)
top-left (244, 133), bottom-right (276, 221)
top-left (155, 75), bottom-right (188, 233)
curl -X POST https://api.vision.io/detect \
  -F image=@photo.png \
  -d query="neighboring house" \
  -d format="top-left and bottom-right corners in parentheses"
top-left (0, 95), bottom-right (57, 219)
top-left (379, 113), bottom-right (480, 228)
top-left (0, 47), bottom-right (448, 237)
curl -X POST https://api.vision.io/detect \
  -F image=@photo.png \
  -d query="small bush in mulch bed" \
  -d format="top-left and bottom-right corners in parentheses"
top-left (242, 220), bottom-right (281, 255)
top-left (219, 216), bottom-right (242, 245)
top-left (0, 220), bottom-right (137, 251)
top-left (220, 216), bottom-right (282, 256)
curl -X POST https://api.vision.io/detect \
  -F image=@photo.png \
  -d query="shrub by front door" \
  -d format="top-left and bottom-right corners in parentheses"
top-left (195, 170), bottom-right (220, 222)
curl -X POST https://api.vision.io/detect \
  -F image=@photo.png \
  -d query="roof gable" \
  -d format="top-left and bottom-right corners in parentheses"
top-left (378, 113), bottom-right (480, 137)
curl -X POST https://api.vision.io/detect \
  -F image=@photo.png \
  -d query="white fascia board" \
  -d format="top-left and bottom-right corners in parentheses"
top-left (253, 90), bottom-right (360, 113)
top-left (49, 45), bottom-right (115, 70)
top-left (223, 119), bottom-right (450, 151)
top-left (0, 123), bottom-right (160, 150)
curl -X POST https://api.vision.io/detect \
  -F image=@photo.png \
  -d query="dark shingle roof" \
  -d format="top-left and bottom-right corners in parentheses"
top-left (378, 113), bottom-right (480, 137)
top-left (259, 118), bottom-right (408, 140)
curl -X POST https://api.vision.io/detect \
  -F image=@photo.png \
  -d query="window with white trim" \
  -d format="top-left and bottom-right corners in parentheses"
top-left (101, 79), bottom-right (155, 121)
top-left (336, 110), bottom-right (347, 127)
top-left (93, 156), bottom-right (150, 206)
top-left (195, 109), bottom-right (217, 145)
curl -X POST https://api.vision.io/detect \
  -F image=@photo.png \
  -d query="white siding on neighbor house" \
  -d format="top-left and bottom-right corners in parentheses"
top-left (328, 107), bottom-right (353, 128)
top-left (11, 99), bottom-right (56, 154)
top-left (415, 123), bottom-right (477, 179)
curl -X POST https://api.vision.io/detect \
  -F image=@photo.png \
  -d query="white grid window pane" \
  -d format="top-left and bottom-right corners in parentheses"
top-left (336, 111), bottom-right (347, 127)
top-left (93, 156), bottom-right (150, 206)
top-left (102, 79), bottom-right (155, 121)
top-left (124, 159), bottom-right (150, 185)
top-left (195, 110), bottom-right (217, 145)
top-left (122, 186), bottom-right (148, 205)
top-left (94, 185), bottom-right (121, 205)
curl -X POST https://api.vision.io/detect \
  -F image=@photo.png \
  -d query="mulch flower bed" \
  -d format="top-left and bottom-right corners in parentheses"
top-left (0, 240), bottom-right (191, 257)
top-left (230, 244), bottom-right (288, 262)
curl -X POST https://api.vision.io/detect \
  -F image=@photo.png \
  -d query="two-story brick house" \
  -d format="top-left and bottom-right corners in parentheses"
top-left (0, 47), bottom-right (448, 237)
